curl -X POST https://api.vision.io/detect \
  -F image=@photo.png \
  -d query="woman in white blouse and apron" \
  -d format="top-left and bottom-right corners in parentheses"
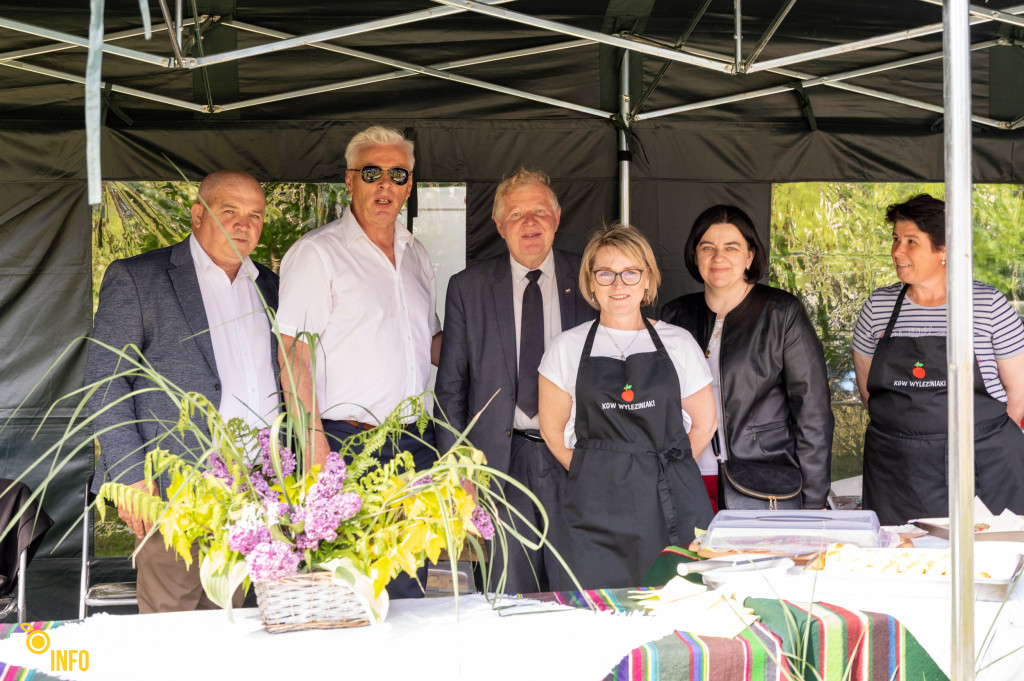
top-left (853, 194), bottom-right (1024, 525)
top-left (538, 224), bottom-right (716, 589)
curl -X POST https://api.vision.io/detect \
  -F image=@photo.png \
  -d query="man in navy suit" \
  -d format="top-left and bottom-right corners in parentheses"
top-left (435, 169), bottom-right (596, 593)
top-left (88, 170), bottom-right (279, 613)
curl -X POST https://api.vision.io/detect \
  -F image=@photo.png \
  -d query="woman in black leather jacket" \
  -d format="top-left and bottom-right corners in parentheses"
top-left (661, 205), bottom-right (833, 510)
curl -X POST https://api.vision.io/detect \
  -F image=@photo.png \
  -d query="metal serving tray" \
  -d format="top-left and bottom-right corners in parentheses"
top-left (912, 517), bottom-right (1024, 543)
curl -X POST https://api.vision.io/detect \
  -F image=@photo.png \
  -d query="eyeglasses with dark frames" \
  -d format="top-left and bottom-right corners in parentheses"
top-left (353, 165), bottom-right (411, 186)
top-left (592, 269), bottom-right (643, 286)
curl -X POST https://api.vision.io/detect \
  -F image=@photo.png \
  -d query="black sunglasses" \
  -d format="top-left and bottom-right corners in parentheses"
top-left (353, 165), bottom-right (411, 186)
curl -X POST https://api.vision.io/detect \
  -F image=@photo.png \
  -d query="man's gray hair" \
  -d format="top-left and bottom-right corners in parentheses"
top-left (492, 168), bottom-right (559, 222)
top-left (345, 126), bottom-right (415, 170)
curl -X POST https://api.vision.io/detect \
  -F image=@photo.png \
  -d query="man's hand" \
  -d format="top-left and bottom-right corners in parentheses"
top-left (117, 479), bottom-right (157, 539)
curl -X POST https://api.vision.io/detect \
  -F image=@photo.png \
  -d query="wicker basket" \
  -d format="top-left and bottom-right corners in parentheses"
top-left (254, 571), bottom-right (374, 633)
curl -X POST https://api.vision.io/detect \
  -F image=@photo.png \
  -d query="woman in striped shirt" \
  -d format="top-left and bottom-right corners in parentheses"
top-left (852, 194), bottom-right (1024, 524)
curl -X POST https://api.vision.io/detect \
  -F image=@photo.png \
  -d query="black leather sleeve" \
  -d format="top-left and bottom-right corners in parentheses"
top-left (778, 295), bottom-right (834, 508)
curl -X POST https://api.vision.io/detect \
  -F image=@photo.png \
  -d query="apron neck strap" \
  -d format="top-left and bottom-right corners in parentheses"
top-left (582, 318), bottom-right (601, 357)
top-left (643, 316), bottom-right (668, 354)
top-left (581, 317), bottom-right (667, 358)
top-left (882, 285), bottom-right (910, 340)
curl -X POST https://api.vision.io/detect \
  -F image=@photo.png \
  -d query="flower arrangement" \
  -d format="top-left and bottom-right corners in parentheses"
top-left (97, 392), bottom-right (506, 625)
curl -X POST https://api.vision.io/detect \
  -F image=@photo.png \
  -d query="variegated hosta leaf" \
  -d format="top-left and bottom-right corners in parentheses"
top-left (200, 551), bottom-right (248, 617)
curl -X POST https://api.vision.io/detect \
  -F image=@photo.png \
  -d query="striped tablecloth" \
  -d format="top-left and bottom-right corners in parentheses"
top-left (530, 586), bottom-right (947, 681)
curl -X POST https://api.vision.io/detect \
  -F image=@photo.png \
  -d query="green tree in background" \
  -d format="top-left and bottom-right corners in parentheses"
top-left (91, 180), bottom-right (350, 314)
top-left (771, 182), bottom-right (1024, 482)
top-left (973, 184), bottom-right (1024, 306)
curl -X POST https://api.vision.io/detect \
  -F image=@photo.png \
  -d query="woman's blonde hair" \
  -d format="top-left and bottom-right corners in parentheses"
top-left (578, 223), bottom-right (661, 310)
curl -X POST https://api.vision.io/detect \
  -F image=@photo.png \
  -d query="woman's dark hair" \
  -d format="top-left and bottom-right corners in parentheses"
top-left (885, 194), bottom-right (946, 251)
top-left (683, 205), bottom-right (768, 284)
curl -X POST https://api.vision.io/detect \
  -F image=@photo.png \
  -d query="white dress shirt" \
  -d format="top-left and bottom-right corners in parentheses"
top-left (189, 235), bottom-right (280, 429)
top-left (510, 249), bottom-right (561, 430)
top-left (276, 209), bottom-right (441, 424)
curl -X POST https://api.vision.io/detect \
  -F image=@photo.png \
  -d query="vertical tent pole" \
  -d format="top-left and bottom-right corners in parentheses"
top-left (734, 0), bottom-right (742, 69)
top-left (85, 0), bottom-right (105, 206)
top-left (619, 49), bottom-right (631, 225)
top-left (175, 0), bottom-right (183, 55)
top-left (943, 0), bottom-right (976, 678)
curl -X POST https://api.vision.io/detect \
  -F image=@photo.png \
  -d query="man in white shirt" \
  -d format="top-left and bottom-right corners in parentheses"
top-left (434, 169), bottom-right (596, 593)
top-left (88, 170), bottom-right (279, 613)
top-left (277, 126), bottom-right (441, 598)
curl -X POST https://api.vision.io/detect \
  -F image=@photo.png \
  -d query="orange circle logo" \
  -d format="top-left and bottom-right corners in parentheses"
top-left (23, 627), bottom-right (50, 654)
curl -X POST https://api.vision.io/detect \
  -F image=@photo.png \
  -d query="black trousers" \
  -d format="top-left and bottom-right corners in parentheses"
top-left (488, 432), bottom-right (570, 594)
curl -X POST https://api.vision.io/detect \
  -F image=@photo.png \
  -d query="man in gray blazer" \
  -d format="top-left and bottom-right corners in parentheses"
top-left (88, 170), bottom-right (279, 613)
top-left (435, 169), bottom-right (596, 593)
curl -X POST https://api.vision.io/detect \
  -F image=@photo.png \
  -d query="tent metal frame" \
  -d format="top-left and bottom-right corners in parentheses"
top-left (0, 1), bottom-right (1007, 676)
top-left (220, 21), bottom-right (604, 116)
top-left (2, 1), bottom-right (1023, 129)
top-left (628, 34), bottom-right (1011, 129)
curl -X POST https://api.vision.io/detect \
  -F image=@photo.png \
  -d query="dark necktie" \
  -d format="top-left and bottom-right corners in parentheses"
top-left (517, 269), bottom-right (544, 418)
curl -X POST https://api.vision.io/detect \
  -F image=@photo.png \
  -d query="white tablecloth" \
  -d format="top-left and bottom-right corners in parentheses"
top-left (5, 538), bottom-right (1023, 679)
top-left (0, 594), bottom-right (682, 681)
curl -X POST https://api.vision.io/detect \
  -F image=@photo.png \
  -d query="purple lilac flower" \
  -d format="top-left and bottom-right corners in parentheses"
top-left (209, 452), bottom-right (232, 485)
top-left (294, 533), bottom-right (319, 551)
top-left (471, 505), bottom-right (495, 540)
top-left (336, 493), bottom-right (362, 520)
top-left (245, 541), bottom-right (302, 582)
top-left (257, 428), bottom-right (296, 477)
top-left (277, 446), bottom-right (296, 476)
top-left (301, 488), bottom-right (363, 543)
top-left (317, 452), bottom-right (347, 494)
top-left (227, 524), bottom-right (271, 555)
top-left (250, 470), bottom-right (273, 501)
top-left (410, 473), bottom-right (434, 488)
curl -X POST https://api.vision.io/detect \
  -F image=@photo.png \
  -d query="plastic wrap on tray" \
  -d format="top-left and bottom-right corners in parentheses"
top-left (702, 510), bottom-right (885, 554)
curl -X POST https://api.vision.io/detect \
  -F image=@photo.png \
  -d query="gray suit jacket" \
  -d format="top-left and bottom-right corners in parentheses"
top-left (434, 249), bottom-right (596, 475)
top-left (88, 238), bottom-right (279, 493)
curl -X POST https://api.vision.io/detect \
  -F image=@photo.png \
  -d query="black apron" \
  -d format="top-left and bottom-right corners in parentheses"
top-left (563, 319), bottom-right (714, 589)
top-left (863, 285), bottom-right (1024, 525)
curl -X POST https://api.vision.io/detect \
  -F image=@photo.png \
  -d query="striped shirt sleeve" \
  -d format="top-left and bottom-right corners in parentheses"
top-left (982, 285), bottom-right (1024, 359)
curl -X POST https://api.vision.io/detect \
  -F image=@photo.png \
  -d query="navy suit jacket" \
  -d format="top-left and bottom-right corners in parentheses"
top-left (434, 249), bottom-right (596, 475)
top-left (88, 238), bottom-right (279, 493)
